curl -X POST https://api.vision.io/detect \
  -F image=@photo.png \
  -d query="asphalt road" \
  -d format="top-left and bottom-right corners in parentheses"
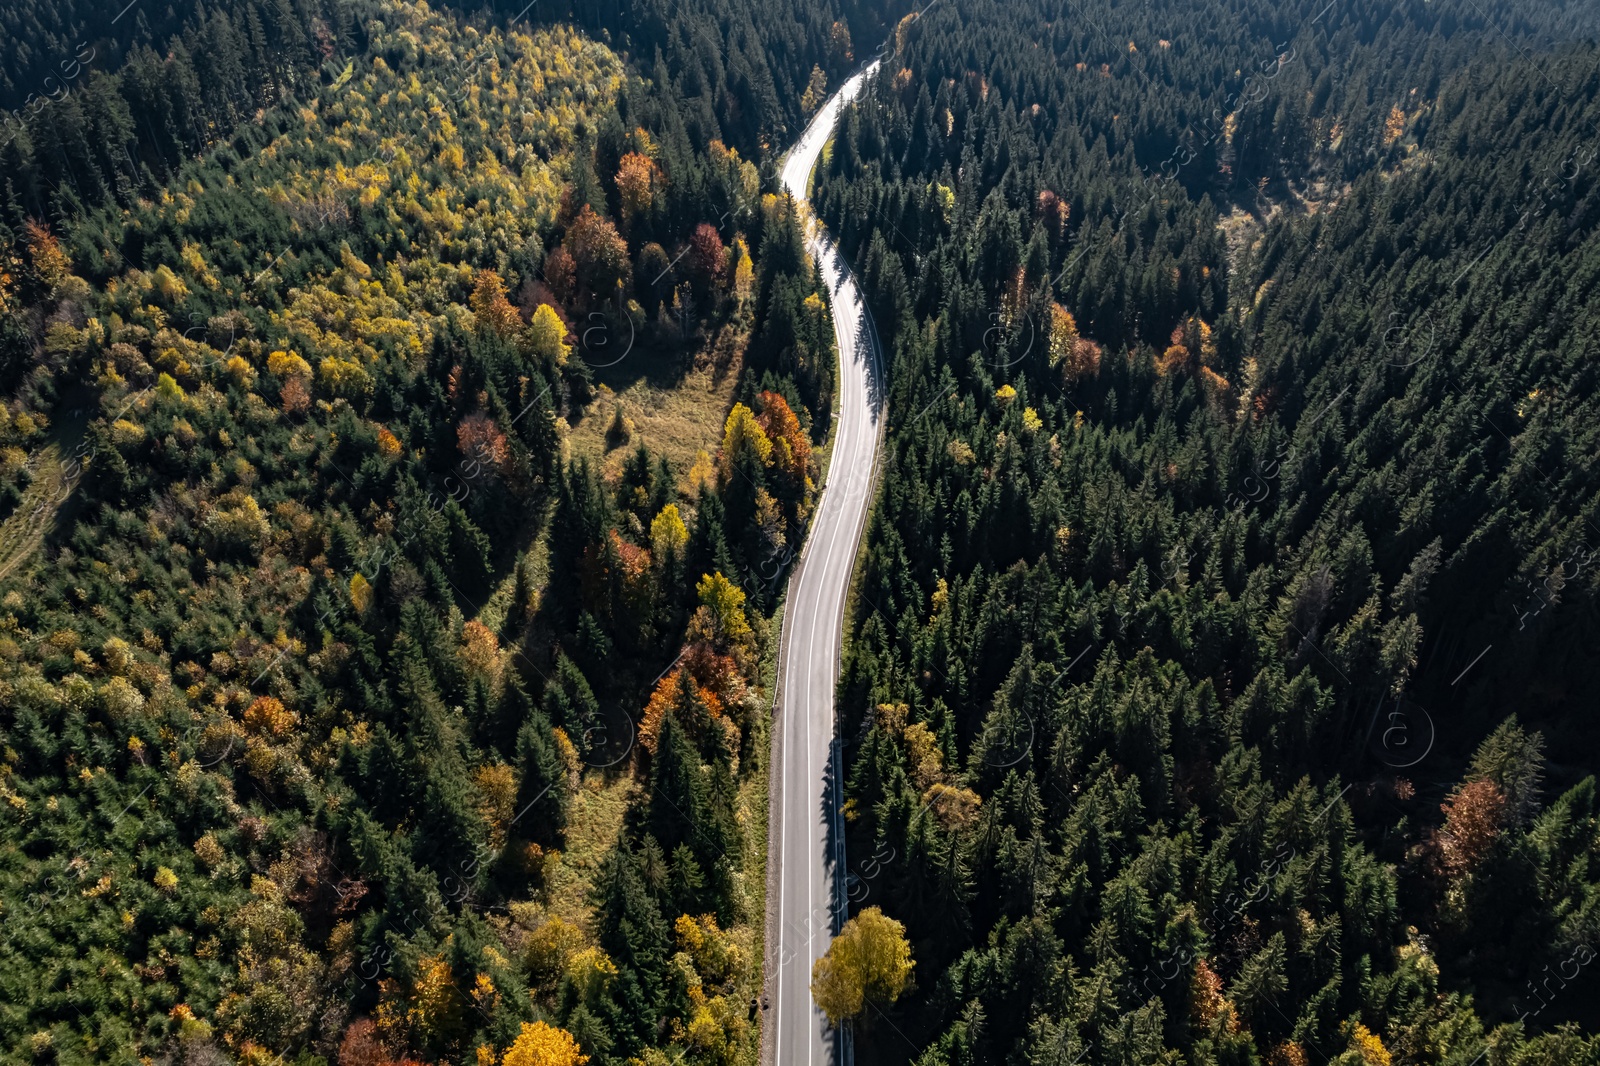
top-left (767, 58), bottom-right (884, 1066)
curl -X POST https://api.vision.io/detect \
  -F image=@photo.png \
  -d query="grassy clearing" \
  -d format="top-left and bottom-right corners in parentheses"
top-left (0, 409), bottom-right (90, 585)
top-left (564, 327), bottom-right (748, 494)
top-left (542, 771), bottom-right (636, 936)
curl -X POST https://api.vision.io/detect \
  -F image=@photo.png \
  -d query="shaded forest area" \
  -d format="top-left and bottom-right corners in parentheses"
top-left (816, 0), bottom-right (1600, 1062)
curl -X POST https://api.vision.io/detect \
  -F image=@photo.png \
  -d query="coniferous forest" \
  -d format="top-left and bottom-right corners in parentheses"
top-left (3, 0), bottom-right (1600, 1063)
top-left (814, 0), bottom-right (1600, 1063)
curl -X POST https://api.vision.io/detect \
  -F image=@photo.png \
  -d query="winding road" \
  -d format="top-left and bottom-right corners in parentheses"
top-left (765, 59), bottom-right (884, 1066)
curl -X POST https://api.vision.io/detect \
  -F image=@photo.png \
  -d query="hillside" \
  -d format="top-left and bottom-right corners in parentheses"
top-left (813, 0), bottom-right (1600, 1062)
top-left (0, 0), bottom-right (876, 1061)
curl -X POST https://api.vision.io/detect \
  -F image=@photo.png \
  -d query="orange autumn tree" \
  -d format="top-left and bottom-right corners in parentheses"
top-left (459, 620), bottom-right (504, 692)
top-left (1158, 316), bottom-right (1218, 377)
top-left (377, 426), bottom-right (403, 459)
top-left (1437, 778), bottom-right (1506, 877)
top-left (607, 528), bottom-right (655, 637)
top-left (638, 667), bottom-right (726, 759)
top-left (564, 205), bottom-right (631, 298)
top-left (471, 269), bottom-right (524, 340)
top-left (757, 391), bottom-right (812, 502)
top-left (243, 695), bottom-right (296, 737)
top-left (616, 151), bottom-right (658, 231)
top-left (458, 412), bottom-right (510, 473)
top-left (23, 219), bottom-right (71, 288)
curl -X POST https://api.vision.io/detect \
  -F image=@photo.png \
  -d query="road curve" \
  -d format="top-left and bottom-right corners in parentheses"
top-left (766, 59), bottom-right (884, 1066)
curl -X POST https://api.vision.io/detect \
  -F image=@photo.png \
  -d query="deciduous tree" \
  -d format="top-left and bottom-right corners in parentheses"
top-left (810, 906), bottom-right (914, 1025)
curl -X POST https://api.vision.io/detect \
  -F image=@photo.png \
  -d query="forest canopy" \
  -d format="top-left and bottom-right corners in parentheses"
top-left (0, 0), bottom-right (878, 1061)
top-left (814, 0), bottom-right (1600, 1062)
top-left (5, 0), bottom-right (1600, 1063)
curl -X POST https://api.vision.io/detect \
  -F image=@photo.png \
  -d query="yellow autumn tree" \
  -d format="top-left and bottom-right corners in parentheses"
top-left (472, 762), bottom-right (517, 846)
top-left (350, 571), bottom-right (373, 613)
top-left (1383, 105), bottom-right (1406, 147)
top-left (501, 1020), bottom-right (588, 1066)
top-left (1046, 303), bottom-right (1078, 367)
top-left (406, 952), bottom-right (465, 1043)
top-left (801, 64), bottom-right (829, 114)
top-left (528, 303), bottom-right (571, 366)
top-left (695, 572), bottom-right (752, 646)
top-left (720, 403), bottom-right (772, 473)
top-left (526, 916), bottom-right (585, 984)
top-left (731, 238), bottom-right (755, 307)
top-left (811, 906), bottom-right (914, 1025)
top-left (650, 503), bottom-right (689, 561)
top-left (1348, 1023), bottom-right (1393, 1066)
top-left (267, 349), bottom-right (313, 379)
top-left (687, 450), bottom-right (717, 493)
top-left (459, 620), bottom-right (504, 692)
top-left (319, 355), bottom-right (373, 398)
top-left (675, 912), bottom-right (743, 984)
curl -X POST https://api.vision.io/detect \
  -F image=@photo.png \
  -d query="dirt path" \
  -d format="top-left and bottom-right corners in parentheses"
top-left (0, 404), bottom-right (92, 584)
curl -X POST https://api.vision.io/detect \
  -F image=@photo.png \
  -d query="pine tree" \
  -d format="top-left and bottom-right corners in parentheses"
top-left (544, 653), bottom-right (602, 757)
top-left (515, 713), bottom-right (570, 846)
